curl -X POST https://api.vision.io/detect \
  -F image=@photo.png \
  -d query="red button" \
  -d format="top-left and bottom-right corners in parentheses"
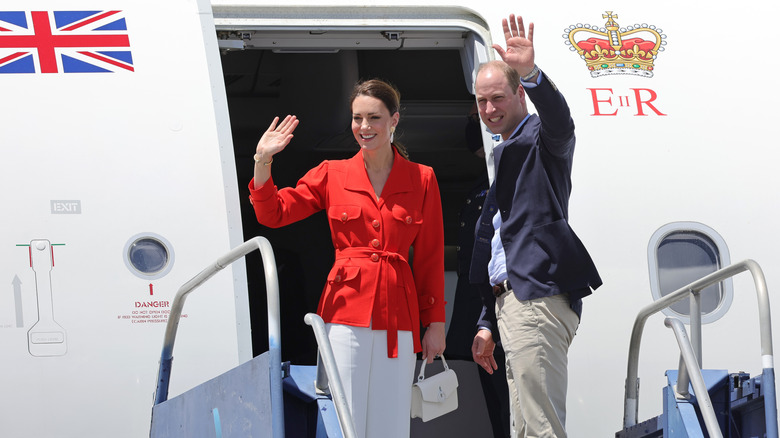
top-left (405, 216), bottom-right (412, 224)
top-left (334, 275), bottom-right (342, 282)
top-left (371, 239), bottom-right (380, 248)
top-left (341, 212), bottom-right (348, 222)
top-left (370, 253), bottom-right (379, 262)
top-left (372, 220), bottom-right (380, 228)
top-left (428, 297), bottom-right (435, 304)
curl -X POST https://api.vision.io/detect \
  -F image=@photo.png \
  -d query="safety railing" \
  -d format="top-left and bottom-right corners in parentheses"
top-left (623, 259), bottom-right (778, 438)
top-left (152, 236), bottom-right (285, 438)
top-left (304, 313), bottom-right (358, 438)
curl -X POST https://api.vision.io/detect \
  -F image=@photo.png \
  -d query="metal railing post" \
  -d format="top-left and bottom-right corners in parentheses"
top-left (675, 290), bottom-right (703, 400)
top-left (314, 352), bottom-right (330, 395)
top-left (689, 291), bottom-right (702, 368)
top-left (304, 313), bottom-right (358, 438)
top-left (675, 355), bottom-right (691, 399)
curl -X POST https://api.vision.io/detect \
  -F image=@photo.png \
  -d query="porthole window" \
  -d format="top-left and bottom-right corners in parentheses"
top-left (647, 222), bottom-right (733, 324)
top-left (123, 233), bottom-right (175, 280)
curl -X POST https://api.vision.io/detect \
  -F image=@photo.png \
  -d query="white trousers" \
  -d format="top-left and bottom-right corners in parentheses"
top-left (325, 323), bottom-right (416, 438)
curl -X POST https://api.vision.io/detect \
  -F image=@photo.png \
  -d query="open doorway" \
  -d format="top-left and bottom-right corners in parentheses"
top-left (216, 15), bottom-right (491, 364)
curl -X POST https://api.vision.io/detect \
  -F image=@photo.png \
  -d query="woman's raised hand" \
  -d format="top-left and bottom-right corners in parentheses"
top-left (253, 115), bottom-right (299, 188)
top-left (255, 115), bottom-right (299, 161)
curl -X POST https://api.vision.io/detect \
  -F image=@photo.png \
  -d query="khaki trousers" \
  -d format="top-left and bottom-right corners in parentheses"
top-left (496, 292), bottom-right (579, 438)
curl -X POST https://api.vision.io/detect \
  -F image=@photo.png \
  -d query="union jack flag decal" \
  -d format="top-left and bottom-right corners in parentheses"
top-left (0, 10), bottom-right (133, 73)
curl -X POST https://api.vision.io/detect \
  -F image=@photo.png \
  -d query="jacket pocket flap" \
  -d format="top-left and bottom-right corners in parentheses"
top-left (327, 205), bottom-right (362, 222)
top-left (328, 266), bottom-right (360, 284)
top-left (391, 205), bottom-right (422, 225)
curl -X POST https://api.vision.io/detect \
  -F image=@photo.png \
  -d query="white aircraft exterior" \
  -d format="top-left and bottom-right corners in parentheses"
top-left (1, 0), bottom-right (778, 437)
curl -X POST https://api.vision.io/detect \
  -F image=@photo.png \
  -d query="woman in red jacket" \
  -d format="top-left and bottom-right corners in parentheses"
top-left (248, 79), bottom-right (446, 438)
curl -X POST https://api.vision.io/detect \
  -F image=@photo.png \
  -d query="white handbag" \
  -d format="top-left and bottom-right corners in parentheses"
top-left (410, 355), bottom-right (459, 422)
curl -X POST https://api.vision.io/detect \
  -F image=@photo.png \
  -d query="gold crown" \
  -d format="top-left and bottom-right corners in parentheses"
top-left (564, 12), bottom-right (666, 78)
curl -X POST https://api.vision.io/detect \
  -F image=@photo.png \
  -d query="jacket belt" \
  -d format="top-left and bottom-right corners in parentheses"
top-left (335, 247), bottom-right (410, 358)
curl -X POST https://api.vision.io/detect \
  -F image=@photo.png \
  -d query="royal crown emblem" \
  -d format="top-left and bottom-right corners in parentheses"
top-left (564, 12), bottom-right (666, 78)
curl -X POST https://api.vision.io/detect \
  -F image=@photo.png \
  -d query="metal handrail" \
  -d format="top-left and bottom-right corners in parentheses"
top-left (304, 313), bottom-right (358, 438)
top-left (675, 292), bottom-right (702, 400)
top-left (314, 352), bottom-right (330, 395)
top-left (664, 317), bottom-right (723, 438)
top-left (623, 259), bottom-right (777, 438)
top-left (152, 236), bottom-right (285, 438)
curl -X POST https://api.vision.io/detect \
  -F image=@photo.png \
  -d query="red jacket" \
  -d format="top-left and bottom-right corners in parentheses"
top-left (249, 149), bottom-right (445, 357)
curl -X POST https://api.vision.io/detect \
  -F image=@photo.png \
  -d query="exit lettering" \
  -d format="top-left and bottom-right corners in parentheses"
top-left (51, 200), bottom-right (82, 214)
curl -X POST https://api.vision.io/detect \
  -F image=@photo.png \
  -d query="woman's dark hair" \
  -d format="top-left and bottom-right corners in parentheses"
top-left (349, 79), bottom-right (409, 159)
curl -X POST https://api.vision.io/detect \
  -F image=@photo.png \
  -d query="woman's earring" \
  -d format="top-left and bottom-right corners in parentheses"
top-left (390, 127), bottom-right (395, 143)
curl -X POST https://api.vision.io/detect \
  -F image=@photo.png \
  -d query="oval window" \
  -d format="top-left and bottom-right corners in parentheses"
top-left (647, 222), bottom-right (733, 324)
top-left (124, 233), bottom-right (175, 280)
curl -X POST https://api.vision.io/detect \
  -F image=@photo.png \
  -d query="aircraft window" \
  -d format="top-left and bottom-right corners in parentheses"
top-left (647, 222), bottom-right (733, 324)
top-left (124, 233), bottom-right (175, 280)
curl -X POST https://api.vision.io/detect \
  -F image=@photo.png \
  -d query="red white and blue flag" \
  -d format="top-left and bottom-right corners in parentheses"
top-left (0, 10), bottom-right (133, 73)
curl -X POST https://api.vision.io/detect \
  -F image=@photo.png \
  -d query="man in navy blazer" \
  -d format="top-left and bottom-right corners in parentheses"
top-left (469, 14), bottom-right (602, 437)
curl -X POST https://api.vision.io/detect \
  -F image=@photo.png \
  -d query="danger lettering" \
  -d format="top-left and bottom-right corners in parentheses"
top-left (135, 301), bottom-right (170, 308)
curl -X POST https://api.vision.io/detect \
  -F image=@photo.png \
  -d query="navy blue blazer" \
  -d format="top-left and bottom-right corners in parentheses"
top-left (470, 72), bottom-right (602, 332)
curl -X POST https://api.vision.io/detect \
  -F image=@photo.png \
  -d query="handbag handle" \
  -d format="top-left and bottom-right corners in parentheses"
top-left (417, 354), bottom-right (449, 382)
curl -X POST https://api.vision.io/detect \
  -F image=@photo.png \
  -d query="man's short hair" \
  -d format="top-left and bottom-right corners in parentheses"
top-left (476, 60), bottom-right (521, 94)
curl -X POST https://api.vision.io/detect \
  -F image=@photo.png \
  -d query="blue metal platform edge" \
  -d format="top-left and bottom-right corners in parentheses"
top-left (150, 353), bottom-right (344, 438)
top-left (616, 369), bottom-right (769, 438)
top-left (150, 351), bottom-right (275, 438)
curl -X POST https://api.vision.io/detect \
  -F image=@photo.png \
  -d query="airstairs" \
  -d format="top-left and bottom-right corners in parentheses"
top-left (147, 237), bottom-right (778, 437)
top-left (149, 236), bottom-right (356, 438)
top-left (617, 260), bottom-right (778, 438)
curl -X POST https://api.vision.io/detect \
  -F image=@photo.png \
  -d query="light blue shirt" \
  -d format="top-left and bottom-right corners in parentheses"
top-left (487, 210), bottom-right (508, 286)
top-left (487, 111), bottom-right (532, 287)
